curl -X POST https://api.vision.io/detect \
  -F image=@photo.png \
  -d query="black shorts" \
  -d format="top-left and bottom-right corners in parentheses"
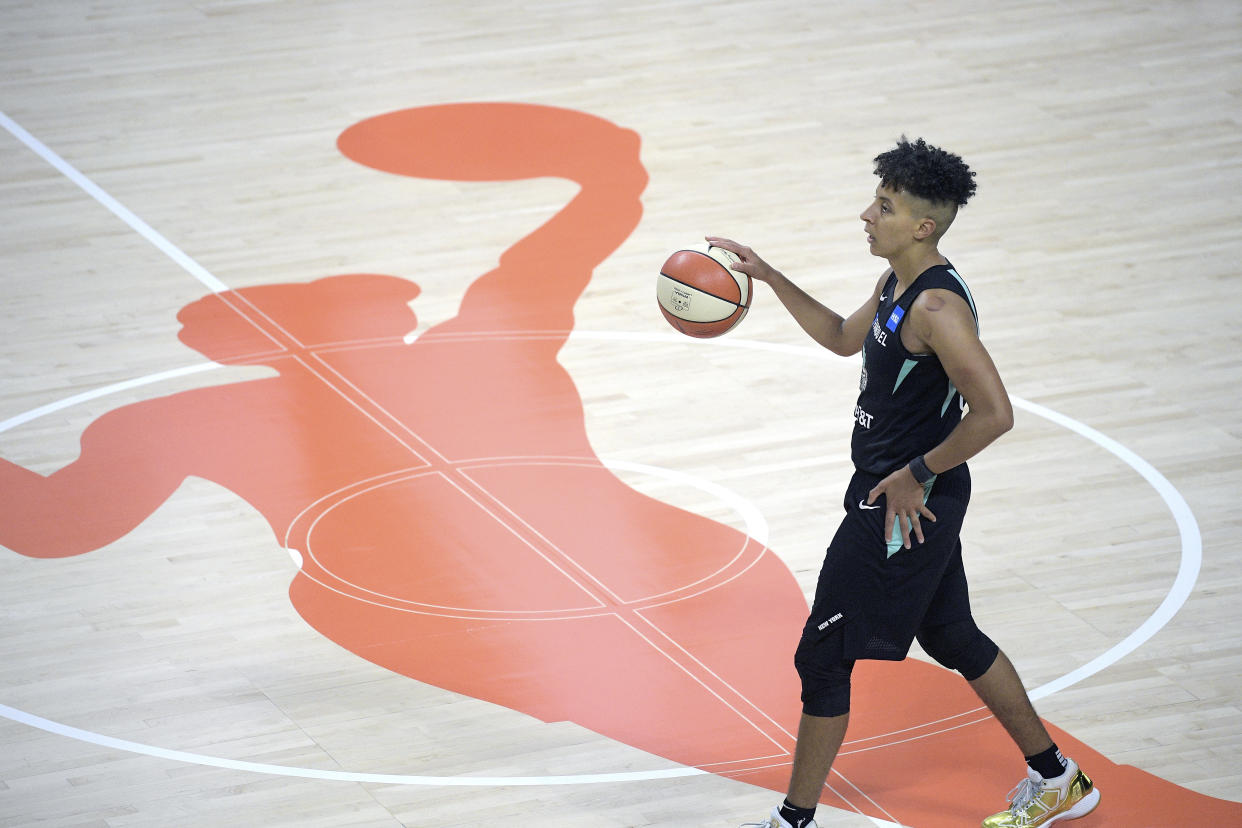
top-left (798, 464), bottom-right (975, 663)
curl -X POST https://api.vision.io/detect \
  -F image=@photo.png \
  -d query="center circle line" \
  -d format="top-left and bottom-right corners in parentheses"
top-left (0, 330), bottom-right (1199, 786)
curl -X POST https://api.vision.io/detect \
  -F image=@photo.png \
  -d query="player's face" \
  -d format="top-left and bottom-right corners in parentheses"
top-left (860, 185), bottom-right (918, 258)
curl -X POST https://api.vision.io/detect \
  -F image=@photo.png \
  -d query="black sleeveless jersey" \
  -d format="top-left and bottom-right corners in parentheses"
top-left (850, 262), bottom-right (978, 476)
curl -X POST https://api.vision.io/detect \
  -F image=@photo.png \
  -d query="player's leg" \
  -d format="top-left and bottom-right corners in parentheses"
top-left (967, 648), bottom-right (1050, 755)
top-left (744, 485), bottom-right (872, 828)
top-left (915, 541), bottom-right (1099, 826)
top-left (740, 644), bottom-right (849, 828)
top-left (914, 532), bottom-right (1047, 752)
top-left (969, 650), bottom-right (1100, 826)
top-left (787, 651), bottom-right (853, 809)
top-left (787, 711), bottom-right (850, 807)
top-left (916, 594), bottom-right (1099, 823)
top-left (752, 616), bottom-right (855, 827)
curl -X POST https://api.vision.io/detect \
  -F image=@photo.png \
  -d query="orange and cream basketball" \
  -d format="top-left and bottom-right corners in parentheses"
top-left (656, 244), bottom-right (752, 338)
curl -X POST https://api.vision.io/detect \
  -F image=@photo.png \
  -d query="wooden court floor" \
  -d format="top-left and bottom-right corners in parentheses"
top-left (2, 1), bottom-right (1240, 826)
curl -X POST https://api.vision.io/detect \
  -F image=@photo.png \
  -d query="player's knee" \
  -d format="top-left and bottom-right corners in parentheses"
top-left (795, 647), bottom-right (854, 718)
top-left (917, 619), bottom-right (998, 681)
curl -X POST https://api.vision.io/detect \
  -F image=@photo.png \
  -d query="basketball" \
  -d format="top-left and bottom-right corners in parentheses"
top-left (656, 245), bottom-right (752, 338)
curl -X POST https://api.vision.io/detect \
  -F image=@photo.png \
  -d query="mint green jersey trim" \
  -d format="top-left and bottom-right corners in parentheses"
top-left (947, 268), bottom-right (979, 333)
top-left (885, 477), bottom-right (938, 557)
top-left (941, 382), bottom-right (959, 417)
top-left (893, 358), bottom-right (919, 393)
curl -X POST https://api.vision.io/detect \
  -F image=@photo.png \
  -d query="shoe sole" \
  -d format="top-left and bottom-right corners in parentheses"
top-left (1048, 788), bottom-right (1101, 823)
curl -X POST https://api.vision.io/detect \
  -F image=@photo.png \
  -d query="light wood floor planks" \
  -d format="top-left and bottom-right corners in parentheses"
top-left (2, 1), bottom-right (1240, 825)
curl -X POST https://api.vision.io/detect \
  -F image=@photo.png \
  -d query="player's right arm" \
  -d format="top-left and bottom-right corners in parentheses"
top-left (705, 236), bottom-right (883, 356)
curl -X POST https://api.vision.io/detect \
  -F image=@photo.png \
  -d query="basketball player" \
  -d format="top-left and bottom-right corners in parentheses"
top-left (710, 138), bottom-right (1100, 828)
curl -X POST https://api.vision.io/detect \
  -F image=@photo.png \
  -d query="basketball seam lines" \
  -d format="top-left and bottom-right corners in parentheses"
top-left (658, 270), bottom-right (750, 309)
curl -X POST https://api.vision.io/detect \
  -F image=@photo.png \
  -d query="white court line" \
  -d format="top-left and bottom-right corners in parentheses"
top-left (571, 332), bottom-right (1206, 703)
top-left (0, 108), bottom-right (804, 769)
top-left (1012, 396), bottom-right (1202, 701)
top-left (0, 701), bottom-right (700, 786)
top-left (0, 111), bottom-right (1202, 806)
top-left (0, 363), bottom-right (220, 433)
top-left (0, 109), bottom-right (228, 294)
top-left (457, 458), bottom-right (767, 607)
top-left (299, 467), bottom-right (610, 614)
top-left (0, 344), bottom-right (1203, 790)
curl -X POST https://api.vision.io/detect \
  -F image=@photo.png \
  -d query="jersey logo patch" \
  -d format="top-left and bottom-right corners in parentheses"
top-left (885, 305), bottom-right (905, 332)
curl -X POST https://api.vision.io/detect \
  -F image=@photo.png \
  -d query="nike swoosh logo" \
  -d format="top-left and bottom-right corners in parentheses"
top-left (858, 500), bottom-right (881, 510)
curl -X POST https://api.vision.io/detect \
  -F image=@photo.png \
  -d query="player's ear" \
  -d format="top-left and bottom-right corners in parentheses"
top-left (914, 216), bottom-right (937, 241)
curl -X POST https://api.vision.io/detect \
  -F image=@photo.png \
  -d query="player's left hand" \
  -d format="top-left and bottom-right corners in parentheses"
top-left (867, 467), bottom-right (937, 549)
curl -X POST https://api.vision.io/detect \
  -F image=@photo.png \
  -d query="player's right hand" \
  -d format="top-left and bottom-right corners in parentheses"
top-left (704, 236), bottom-right (782, 284)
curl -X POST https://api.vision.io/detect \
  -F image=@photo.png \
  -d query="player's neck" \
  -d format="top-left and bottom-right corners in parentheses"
top-left (887, 243), bottom-right (947, 288)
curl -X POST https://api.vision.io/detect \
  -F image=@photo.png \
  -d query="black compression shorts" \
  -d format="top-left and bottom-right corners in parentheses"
top-left (798, 464), bottom-right (977, 664)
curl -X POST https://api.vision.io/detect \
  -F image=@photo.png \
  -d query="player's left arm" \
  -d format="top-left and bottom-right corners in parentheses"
top-left (867, 288), bottom-right (1014, 548)
top-left (917, 288), bottom-right (1014, 475)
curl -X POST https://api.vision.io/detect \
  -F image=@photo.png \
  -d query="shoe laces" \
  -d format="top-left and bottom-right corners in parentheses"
top-left (1005, 776), bottom-right (1045, 820)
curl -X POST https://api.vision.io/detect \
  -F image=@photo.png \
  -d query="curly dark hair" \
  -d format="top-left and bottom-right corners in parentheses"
top-left (873, 137), bottom-right (976, 207)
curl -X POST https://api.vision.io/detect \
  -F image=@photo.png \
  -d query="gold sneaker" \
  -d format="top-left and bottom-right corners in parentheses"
top-left (739, 806), bottom-right (819, 828)
top-left (982, 759), bottom-right (1100, 827)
